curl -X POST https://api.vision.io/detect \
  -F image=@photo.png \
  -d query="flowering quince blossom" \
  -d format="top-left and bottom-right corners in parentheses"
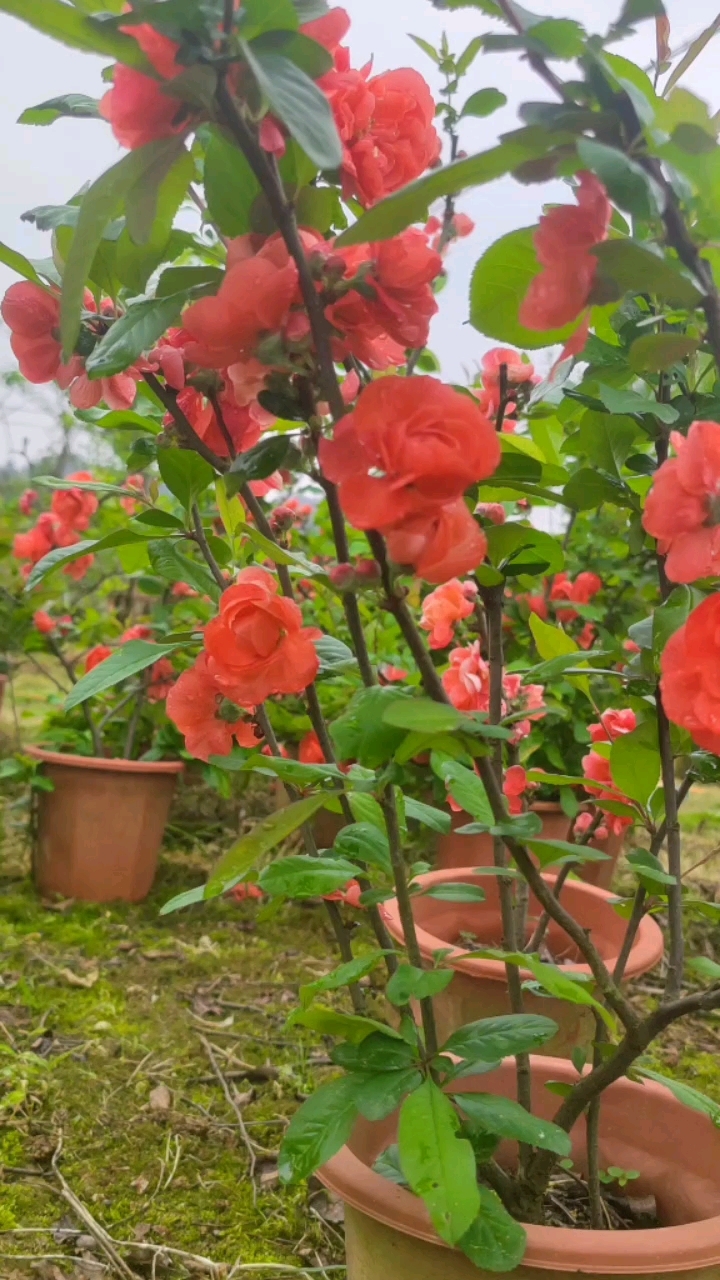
top-left (99, 23), bottom-right (194, 150)
top-left (166, 654), bottom-right (261, 763)
top-left (503, 764), bottom-right (529, 816)
top-left (147, 658), bottom-right (176, 704)
top-left (33, 611), bottom-right (56, 636)
top-left (51, 472), bottom-right (98, 533)
top-left (13, 477), bottom-right (98, 582)
top-left (582, 708), bottom-right (637, 835)
top-left (84, 645), bottom-right (113, 674)
top-left (642, 421), bottom-right (720, 583)
top-left (171, 386), bottom-right (272, 460)
top-left (1, 283), bottom-right (63, 383)
top-left (661, 593), bottom-right (720, 753)
top-left (19, 489), bottom-right (38, 517)
top-left (121, 624), bottom-right (154, 643)
top-left (475, 502), bottom-right (506, 526)
top-left (550, 570), bottom-right (602, 622)
top-left (421, 579), bottom-right (477, 650)
top-left (203, 567), bottom-right (321, 705)
top-left (442, 643), bottom-right (544, 740)
top-left (319, 376), bottom-right (500, 583)
top-left (574, 810), bottom-right (609, 843)
top-left (320, 53), bottom-right (441, 206)
top-left (324, 879), bottom-right (363, 908)
top-left (519, 172), bottom-right (612, 332)
top-left (474, 347), bottom-right (536, 427)
top-left (379, 664), bottom-right (409, 684)
top-left (425, 211), bottom-right (475, 253)
top-left (121, 474), bottom-right (145, 516)
top-left (299, 731), bottom-right (326, 765)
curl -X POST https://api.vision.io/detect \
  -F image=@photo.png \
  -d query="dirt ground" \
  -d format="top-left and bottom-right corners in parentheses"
top-left (1, 666), bottom-right (720, 1279)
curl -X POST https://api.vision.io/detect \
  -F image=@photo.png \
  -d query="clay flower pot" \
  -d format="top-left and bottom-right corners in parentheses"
top-left (319, 1055), bottom-right (720, 1279)
top-left (381, 868), bottom-right (663, 1055)
top-left (29, 748), bottom-right (184, 904)
top-left (436, 802), bottom-right (625, 890)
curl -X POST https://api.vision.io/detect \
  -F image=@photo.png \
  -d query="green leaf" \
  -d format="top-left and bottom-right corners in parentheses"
top-left (157, 449), bottom-right (216, 508)
top-left (315, 635), bottom-right (357, 674)
top-left (289, 1005), bottom-right (401, 1042)
top-left (610, 721), bottom-right (660, 807)
top-left (597, 383), bottom-right (679, 424)
top-left (454, 1092), bottom-right (571, 1155)
top-left (225, 435), bottom-right (294, 491)
top-left (592, 240), bottom-right (702, 307)
top-left (563, 467), bottom-right (636, 512)
top-left (66, 640), bottom-right (183, 709)
top-left (348, 792), bottom-right (386, 831)
top-left (386, 964), bottom-right (454, 1006)
top-left (634, 1067), bottom-right (720, 1125)
top-left (159, 884), bottom-right (207, 916)
top-left (19, 92), bottom-right (100, 126)
top-left (466, 949), bottom-right (614, 1028)
top-left (470, 226), bottom-right (580, 350)
top-left (332, 1034), bottom-right (416, 1076)
top-left (245, 753), bottom-right (342, 785)
top-left (86, 293), bottom-right (187, 379)
top-left (335, 135), bottom-right (564, 247)
top-left (486, 523), bottom-right (564, 575)
top-left (60, 139), bottom-right (185, 357)
top-left (203, 125), bottom-right (262, 237)
top-left (422, 883), bottom-right (488, 903)
top-left (0, 240), bottom-right (42, 285)
top-left (300, 953), bottom-right (389, 1008)
top-left (626, 848), bottom-right (676, 889)
top-left (348, 1069), bottom-right (423, 1122)
top-left (461, 88), bottom-right (507, 118)
top-left (438, 760), bottom-right (494, 825)
top-left (404, 797), bottom-right (452, 834)
top-left (459, 1189), bottom-right (527, 1273)
top-left (615, 0), bottom-right (666, 26)
top-left (398, 1079), bottom-right (480, 1246)
top-left (147, 540), bottom-right (220, 600)
top-left (243, 46), bottom-right (342, 170)
top-left (333, 824), bottom-right (391, 873)
top-left (456, 34), bottom-right (484, 74)
top-left (25, 529), bottom-right (149, 591)
top-left (440, 1014), bottom-right (558, 1063)
top-left (409, 33), bottom-right (440, 63)
top-left (686, 956), bottom-right (720, 982)
top-left (331, 688), bottom-right (407, 768)
top-left (260, 854), bottom-right (360, 899)
top-left (525, 839), bottom-right (610, 868)
top-left (205, 794), bottom-right (329, 899)
top-left (572, 411), bottom-right (639, 475)
top-left (156, 265), bottom-right (223, 297)
top-left (629, 333), bottom-right (700, 372)
top-left (0, 0), bottom-right (150, 64)
top-left (278, 1077), bottom-right (358, 1183)
top-left (577, 139), bottom-right (663, 219)
top-left (115, 146), bottom-right (195, 291)
top-left (530, 16), bottom-right (585, 57)
top-left (241, 0), bottom-right (298, 37)
top-left (382, 699), bottom-right (462, 735)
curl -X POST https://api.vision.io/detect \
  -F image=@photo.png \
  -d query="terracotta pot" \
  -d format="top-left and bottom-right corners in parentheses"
top-left (380, 868), bottom-right (663, 1055)
top-left (320, 1055), bottom-right (720, 1278)
top-left (29, 747), bottom-right (184, 903)
top-left (436, 802), bottom-right (624, 891)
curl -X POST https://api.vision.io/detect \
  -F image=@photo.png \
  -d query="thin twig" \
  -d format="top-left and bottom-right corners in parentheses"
top-left (51, 1139), bottom-right (141, 1280)
top-left (46, 635), bottom-right (103, 756)
top-left (191, 502), bottom-right (227, 590)
top-left (198, 1034), bottom-right (275, 1183)
top-left (656, 687), bottom-right (683, 1003)
top-left (123, 689), bottom-right (146, 761)
top-left (143, 371), bottom-right (227, 473)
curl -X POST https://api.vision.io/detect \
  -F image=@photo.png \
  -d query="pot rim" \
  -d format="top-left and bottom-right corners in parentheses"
top-left (28, 746), bottom-right (184, 776)
top-left (319, 1057), bottom-right (720, 1274)
top-left (380, 868), bottom-right (664, 984)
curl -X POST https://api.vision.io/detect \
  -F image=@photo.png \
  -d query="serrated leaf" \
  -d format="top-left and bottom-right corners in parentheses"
top-left (0, 0), bottom-right (149, 64)
top-left (158, 449), bottom-right (216, 508)
top-left (260, 854), bottom-right (361, 899)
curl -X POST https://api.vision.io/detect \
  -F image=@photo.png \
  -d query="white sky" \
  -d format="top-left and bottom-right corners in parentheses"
top-left (0, 0), bottom-right (718, 462)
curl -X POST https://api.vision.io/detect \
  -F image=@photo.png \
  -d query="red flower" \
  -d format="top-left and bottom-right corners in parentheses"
top-left (51, 472), bottom-right (98, 533)
top-left (324, 65), bottom-right (441, 206)
top-left (520, 172), bottom-right (611, 331)
top-left (299, 730), bottom-right (325, 765)
top-left (99, 24), bottom-right (191, 150)
top-left (503, 764), bottom-right (528, 815)
top-left (65, 554), bottom-right (94, 582)
top-left (482, 347), bottom-right (535, 396)
top-left (421, 579), bottom-right (476, 650)
top-left (578, 622), bottom-right (596, 650)
top-left (204, 567), bottom-right (320, 704)
top-left (182, 234), bottom-right (301, 368)
top-left (172, 581), bottom-right (199, 599)
top-left (121, 474), bottom-right (145, 516)
top-left (320, 376), bottom-right (500, 533)
top-left (1, 282), bottom-right (62, 383)
top-left (121, 625), bottom-right (154, 643)
top-left (84, 645), bottom-right (113, 673)
top-left (661, 594), bottom-right (720, 754)
top-left (475, 502), bottom-right (506, 526)
top-left (642, 422), bottom-right (720, 583)
top-left (324, 879), bottom-right (363, 907)
top-left (13, 515), bottom-right (56, 566)
top-left (442, 641), bottom-right (490, 713)
top-left (33, 610), bottom-right (55, 635)
top-left (166, 653), bottom-right (261, 762)
top-left (229, 882), bottom-right (265, 903)
top-left (379, 664), bottom-right (408, 683)
top-left (60, 360), bottom-right (139, 412)
top-left (147, 657), bottom-right (176, 703)
top-left (386, 500), bottom-right (488, 585)
top-left (19, 489), bottom-right (38, 517)
top-left (589, 709), bottom-right (637, 744)
top-left (550, 570), bottom-right (602, 622)
top-left (301, 7), bottom-right (351, 59)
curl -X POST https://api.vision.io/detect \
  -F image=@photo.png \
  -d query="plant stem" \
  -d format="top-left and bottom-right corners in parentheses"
top-left (367, 531), bottom-right (447, 702)
top-left (482, 583), bottom-right (532, 1124)
top-left (382, 785), bottom-right (438, 1057)
top-left (656, 687), bottom-right (684, 1002)
top-left (142, 372), bottom-right (227, 473)
top-left (317, 476), bottom-right (375, 688)
top-left (612, 887), bottom-right (647, 985)
top-left (207, 389), bottom-right (237, 460)
top-left (525, 810), bottom-right (605, 955)
top-left (191, 503), bottom-right (227, 591)
top-left (123, 690), bottom-right (145, 761)
top-left (587, 1014), bottom-right (607, 1230)
top-left (47, 636), bottom-right (103, 757)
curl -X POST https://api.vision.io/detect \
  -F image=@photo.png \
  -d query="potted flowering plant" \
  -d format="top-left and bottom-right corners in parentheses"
top-left (6, 0), bottom-right (720, 1274)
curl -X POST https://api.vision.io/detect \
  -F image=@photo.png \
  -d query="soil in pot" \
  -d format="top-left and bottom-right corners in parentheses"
top-left (380, 869), bottom-right (663, 1055)
top-left (321, 1056), bottom-right (720, 1279)
top-left (30, 748), bottom-right (184, 904)
top-left (436, 801), bottom-right (624, 891)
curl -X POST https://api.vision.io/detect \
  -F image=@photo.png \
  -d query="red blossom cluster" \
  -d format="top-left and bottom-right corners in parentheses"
top-left (643, 421), bottom-right (720, 583)
top-left (320, 377), bottom-right (500, 583)
top-left (167, 568), bottom-right (321, 760)
top-left (442, 641), bottom-right (544, 742)
top-left (473, 347), bottom-right (536, 430)
top-left (582, 709), bottom-right (637, 836)
top-left (661, 593), bottom-right (720, 754)
top-left (420, 579), bottom-right (478, 650)
top-left (99, 22), bottom-right (193, 150)
top-left (520, 171), bottom-right (611, 337)
top-left (13, 472), bottom-right (99, 582)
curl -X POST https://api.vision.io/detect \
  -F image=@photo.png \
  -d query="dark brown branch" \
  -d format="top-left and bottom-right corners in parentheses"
top-left (318, 475), bottom-right (376, 688)
top-left (191, 503), bottom-right (227, 591)
top-left (656, 687), bottom-right (684, 1002)
top-left (142, 372), bottom-right (227, 473)
top-left (207, 389), bottom-right (237, 460)
top-left (47, 635), bottom-right (103, 757)
top-left (367, 530), bottom-right (448, 702)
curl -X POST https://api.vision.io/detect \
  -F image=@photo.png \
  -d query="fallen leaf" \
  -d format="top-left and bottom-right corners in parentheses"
top-left (141, 949), bottom-right (180, 961)
top-left (58, 966), bottom-right (99, 989)
top-left (131, 1176), bottom-right (150, 1194)
top-left (149, 1083), bottom-right (173, 1112)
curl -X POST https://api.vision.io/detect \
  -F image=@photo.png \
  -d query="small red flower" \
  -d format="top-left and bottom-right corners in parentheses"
top-left (19, 489), bottom-right (38, 516)
top-left (520, 172), bottom-right (611, 332)
top-left (121, 624), bottom-right (154, 643)
top-left (51, 472), bottom-right (98, 533)
top-left (299, 730), bottom-right (326, 765)
top-left (166, 653), bottom-right (261, 763)
top-left (421, 579), bottom-right (476, 650)
top-left (643, 421), bottom-right (720, 583)
top-left (84, 645), bottom-right (113, 673)
top-left (33, 610), bottom-right (56, 635)
top-left (1, 282), bottom-right (62, 384)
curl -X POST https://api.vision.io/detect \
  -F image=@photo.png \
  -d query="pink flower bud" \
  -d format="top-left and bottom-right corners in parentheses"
top-left (355, 558), bottom-right (381, 584)
top-left (329, 563), bottom-right (356, 590)
top-left (475, 502), bottom-right (506, 525)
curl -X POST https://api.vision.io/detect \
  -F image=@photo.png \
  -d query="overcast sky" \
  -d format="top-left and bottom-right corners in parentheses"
top-left (0, 0), bottom-right (718, 462)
